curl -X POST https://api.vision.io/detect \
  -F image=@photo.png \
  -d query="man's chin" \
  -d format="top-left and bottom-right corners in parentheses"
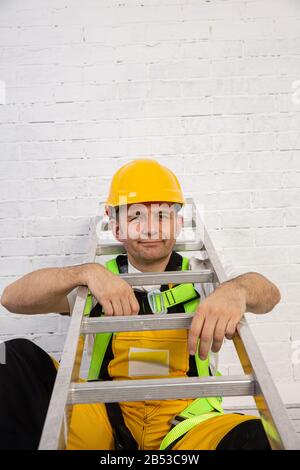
top-left (137, 241), bottom-right (168, 258)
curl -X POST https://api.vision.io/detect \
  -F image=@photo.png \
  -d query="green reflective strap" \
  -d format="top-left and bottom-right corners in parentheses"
top-left (160, 283), bottom-right (199, 309)
top-left (181, 257), bottom-right (189, 271)
top-left (87, 258), bottom-right (119, 381)
top-left (87, 332), bottom-right (112, 381)
top-left (159, 412), bottom-right (221, 450)
top-left (84, 290), bottom-right (93, 316)
top-left (105, 258), bottom-right (119, 274)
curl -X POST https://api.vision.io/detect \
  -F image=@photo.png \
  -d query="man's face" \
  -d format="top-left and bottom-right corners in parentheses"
top-left (110, 201), bottom-right (183, 263)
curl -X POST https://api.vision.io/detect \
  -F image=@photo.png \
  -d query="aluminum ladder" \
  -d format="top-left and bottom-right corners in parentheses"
top-left (38, 198), bottom-right (300, 450)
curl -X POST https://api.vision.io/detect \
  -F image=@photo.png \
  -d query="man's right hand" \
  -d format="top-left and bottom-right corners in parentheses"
top-left (84, 263), bottom-right (140, 316)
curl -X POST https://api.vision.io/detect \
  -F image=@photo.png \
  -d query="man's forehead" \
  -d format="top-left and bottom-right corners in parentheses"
top-left (125, 202), bottom-right (176, 213)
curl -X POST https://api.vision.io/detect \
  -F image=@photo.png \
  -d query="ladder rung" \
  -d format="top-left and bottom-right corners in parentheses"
top-left (118, 270), bottom-right (215, 286)
top-left (81, 313), bottom-right (193, 334)
top-left (68, 375), bottom-right (256, 405)
top-left (96, 241), bottom-right (204, 255)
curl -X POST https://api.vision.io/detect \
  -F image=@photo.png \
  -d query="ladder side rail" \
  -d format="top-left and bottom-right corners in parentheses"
top-left (38, 217), bottom-right (99, 450)
top-left (195, 203), bottom-right (300, 449)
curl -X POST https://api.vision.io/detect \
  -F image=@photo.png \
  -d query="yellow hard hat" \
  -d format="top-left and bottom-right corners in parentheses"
top-left (106, 159), bottom-right (185, 207)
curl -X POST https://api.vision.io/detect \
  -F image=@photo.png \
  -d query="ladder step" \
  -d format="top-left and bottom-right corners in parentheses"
top-left (81, 313), bottom-right (194, 334)
top-left (118, 270), bottom-right (215, 286)
top-left (68, 375), bottom-right (256, 405)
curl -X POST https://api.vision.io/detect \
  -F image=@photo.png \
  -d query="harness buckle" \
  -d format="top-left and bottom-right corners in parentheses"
top-left (147, 289), bottom-right (167, 314)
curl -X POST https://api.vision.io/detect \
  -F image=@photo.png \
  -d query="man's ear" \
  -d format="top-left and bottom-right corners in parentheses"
top-left (110, 218), bottom-right (120, 241)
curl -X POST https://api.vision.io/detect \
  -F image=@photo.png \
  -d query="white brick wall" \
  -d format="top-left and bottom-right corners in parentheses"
top-left (0, 0), bottom-right (300, 403)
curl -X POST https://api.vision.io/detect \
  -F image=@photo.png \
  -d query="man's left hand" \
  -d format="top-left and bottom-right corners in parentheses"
top-left (188, 281), bottom-right (247, 359)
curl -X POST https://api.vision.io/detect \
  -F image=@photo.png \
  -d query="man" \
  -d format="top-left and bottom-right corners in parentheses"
top-left (1, 159), bottom-right (280, 450)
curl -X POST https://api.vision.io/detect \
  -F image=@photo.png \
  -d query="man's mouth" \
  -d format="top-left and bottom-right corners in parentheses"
top-left (138, 240), bottom-right (164, 244)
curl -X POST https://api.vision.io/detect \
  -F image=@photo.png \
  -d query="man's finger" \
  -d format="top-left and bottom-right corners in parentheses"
top-left (120, 296), bottom-right (132, 316)
top-left (129, 294), bottom-right (140, 315)
top-left (101, 299), bottom-right (114, 316)
top-left (198, 315), bottom-right (218, 360)
top-left (211, 317), bottom-right (228, 353)
top-left (188, 311), bottom-right (205, 356)
top-left (225, 318), bottom-right (238, 340)
top-left (111, 298), bottom-right (124, 316)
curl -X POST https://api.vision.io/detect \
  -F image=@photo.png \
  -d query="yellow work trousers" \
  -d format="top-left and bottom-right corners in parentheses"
top-left (66, 399), bottom-right (261, 450)
top-left (51, 356), bottom-right (261, 450)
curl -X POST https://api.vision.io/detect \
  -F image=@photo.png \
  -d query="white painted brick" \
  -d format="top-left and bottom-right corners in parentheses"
top-left (84, 62), bottom-right (147, 83)
top-left (63, 237), bottom-right (90, 255)
top-left (209, 228), bottom-right (254, 249)
top-left (291, 324), bottom-right (300, 342)
top-left (0, 220), bottom-right (24, 238)
top-left (244, 38), bottom-right (288, 57)
top-left (285, 285), bottom-right (300, 303)
top-left (183, 153), bottom-right (248, 171)
top-left (55, 121), bottom-right (119, 141)
top-left (182, 3), bottom-right (245, 21)
top-left (16, 65), bottom-right (83, 86)
top-left (249, 151), bottom-right (300, 171)
top-left (54, 83), bottom-right (117, 103)
top-left (223, 247), bottom-right (288, 266)
top-left (254, 304), bottom-right (300, 324)
top-left (55, 158), bottom-right (118, 178)
top-left (245, 0), bottom-right (300, 18)
top-left (0, 238), bottom-right (36, 256)
top-left (246, 265), bottom-right (300, 284)
top-left (267, 362), bottom-right (293, 383)
top-left (25, 179), bottom-right (87, 199)
top-left (250, 322), bottom-right (290, 343)
top-left (212, 95), bottom-right (276, 115)
top-left (255, 228), bottom-right (300, 246)
top-left (253, 190), bottom-right (300, 209)
top-left (0, 257), bottom-right (31, 276)
top-left (293, 364), bottom-right (300, 381)
top-left (20, 102), bottom-right (85, 123)
top-left (288, 247), bottom-right (300, 264)
top-left (0, 161), bottom-right (55, 179)
top-left (6, 85), bottom-right (54, 105)
top-left (0, 201), bottom-right (57, 219)
top-left (31, 333), bottom-right (66, 353)
top-left (19, 26), bottom-right (83, 46)
top-left (0, 104), bottom-right (18, 123)
top-left (21, 141), bottom-right (86, 160)
top-left (0, 143), bottom-right (21, 160)
top-left (30, 255), bottom-right (86, 271)
top-left (0, 313), bottom-right (60, 335)
top-left (218, 172), bottom-right (282, 191)
top-left (220, 209), bottom-right (284, 229)
top-left (148, 59), bottom-right (211, 80)
top-left (120, 117), bottom-right (182, 138)
top-left (180, 78), bottom-right (213, 97)
top-left (57, 198), bottom-right (98, 217)
top-left (25, 217), bottom-right (91, 237)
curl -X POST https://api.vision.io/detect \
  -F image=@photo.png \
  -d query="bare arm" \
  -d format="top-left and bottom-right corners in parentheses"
top-left (219, 271), bottom-right (281, 315)
top-left (188, 271), bottom-right (281, 359)
top-left (1, 263), bottom-right (140, 316)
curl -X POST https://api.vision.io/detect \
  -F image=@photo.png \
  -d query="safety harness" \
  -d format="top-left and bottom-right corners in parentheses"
top-left (83, 251), bottom-right (224, 450)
